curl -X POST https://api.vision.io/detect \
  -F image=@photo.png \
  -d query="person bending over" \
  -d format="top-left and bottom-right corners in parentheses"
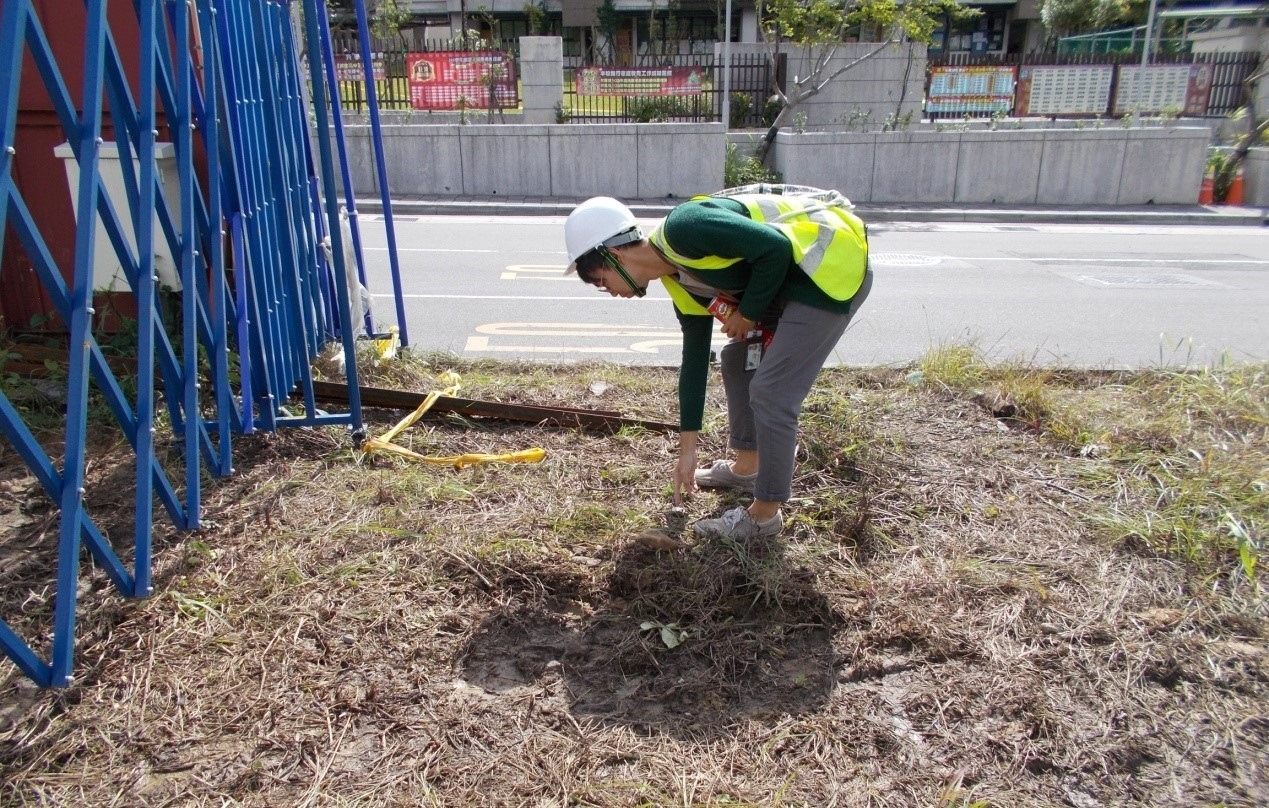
top-left (563, 189), bottom-right (872, 542)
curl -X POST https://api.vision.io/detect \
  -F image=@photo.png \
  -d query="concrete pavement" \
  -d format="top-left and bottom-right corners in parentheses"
top-left (356, 194), bottom-right (1268, 226)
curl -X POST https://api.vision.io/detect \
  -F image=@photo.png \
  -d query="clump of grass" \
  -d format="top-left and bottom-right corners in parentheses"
top-left (1088, 366), bottom-right (1267, 577)
top-left (913, 345), bottom-right (1266, 585)
top-left (918, 343), bottom-right (991, 389)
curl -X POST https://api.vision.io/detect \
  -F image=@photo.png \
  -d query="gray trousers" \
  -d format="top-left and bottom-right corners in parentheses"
top-left (718, 270), bottom-right (873, 502)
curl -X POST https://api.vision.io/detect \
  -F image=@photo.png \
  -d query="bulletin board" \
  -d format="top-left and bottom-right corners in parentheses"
top-left (1015, 65), bottom-right (1114, 116)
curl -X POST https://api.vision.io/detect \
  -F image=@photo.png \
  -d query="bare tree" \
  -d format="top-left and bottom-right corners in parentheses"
top-left (750, 0), bottom-right (973, 165)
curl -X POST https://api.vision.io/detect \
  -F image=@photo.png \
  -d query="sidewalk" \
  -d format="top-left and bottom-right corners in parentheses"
top-left (356, 194), bottom-right (1268, 226)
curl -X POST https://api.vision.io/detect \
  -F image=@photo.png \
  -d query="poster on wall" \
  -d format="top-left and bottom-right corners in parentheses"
top-left (1114, 64), bottom-right (1213, 115)
top-left (334, 56), bottom-right (385, 82)
top-left (406, 51), bottom-right (517, 110)
top-left (927, 66), bottom-right (1016, 114)
top-left (574, 66), bottom-right (705, 96)
top-left (1015, 65), bottom-right (1114, 116)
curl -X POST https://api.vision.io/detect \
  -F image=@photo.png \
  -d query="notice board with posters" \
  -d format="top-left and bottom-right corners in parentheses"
top-left (927, 66), bottom-right (1017, 114)
top-left (334, 56), bottom-right (385, 82)
top-left (1015, 65), bottom-right (1114, 116)
top-left (406, 51), bottom-right (517, 110)
top-left (574, 66), bottom-right (705, 96)
top-left (1114, 64), bottom-right (1213, 115)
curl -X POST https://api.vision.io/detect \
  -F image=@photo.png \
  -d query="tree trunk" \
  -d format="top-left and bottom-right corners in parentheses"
top-left (755, 102), bottom-right (798, 166)
top-left (1230, 58), bottom-right (1266, 167)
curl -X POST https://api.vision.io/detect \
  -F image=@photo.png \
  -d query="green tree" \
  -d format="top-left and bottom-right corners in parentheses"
top-left (369, 0), bottom-right (410, 41)
top-left (595, 0), bottom-right (621, 65)
top-left (324, 1), bottom-right (412, 40)
top-left (1039, 0), bottom-right (1129, 42)
top-left (752, 0), bottom-right (973, 164)
top-left (523, 1), bottom-right (549, 35)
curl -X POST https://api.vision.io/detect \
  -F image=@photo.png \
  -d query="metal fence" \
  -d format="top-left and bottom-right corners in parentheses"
top-left (926, 51), bottom-right (1260, 119)
top-left (327, 32), bottom-right (779, 125)
top-left (328, 34), bottom-right (521, 112)
top-left (562, 52), bottom-right (780, 126)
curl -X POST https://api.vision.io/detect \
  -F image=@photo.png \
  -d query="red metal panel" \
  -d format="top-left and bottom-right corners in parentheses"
top-left (1, 0), bottom-right (142, 333)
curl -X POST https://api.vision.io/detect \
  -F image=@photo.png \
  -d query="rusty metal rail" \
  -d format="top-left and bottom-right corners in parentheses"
top-left (309, 381), bottom-right (677, 433)
top-left (1, 346), bottom-right (677, 433)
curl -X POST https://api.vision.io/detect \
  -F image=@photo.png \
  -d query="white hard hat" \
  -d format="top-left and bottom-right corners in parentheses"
top-left (563, 197), bottom-right (640, 275)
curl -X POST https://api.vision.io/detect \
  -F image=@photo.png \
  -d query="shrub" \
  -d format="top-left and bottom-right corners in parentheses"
top-left (623, 95), bottom-right (702, 123)
top-left (724, 141), bottom-right (781, 186)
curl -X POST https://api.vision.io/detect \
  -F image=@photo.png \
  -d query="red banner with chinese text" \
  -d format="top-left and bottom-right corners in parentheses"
top-left (574, 66), bottom-right (706, 97)
top-left (406, 51), bottom-right (517, 110)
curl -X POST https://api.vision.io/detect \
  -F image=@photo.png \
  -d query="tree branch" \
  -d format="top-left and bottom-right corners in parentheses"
top-left (809, 38), bottom-right (897, 97)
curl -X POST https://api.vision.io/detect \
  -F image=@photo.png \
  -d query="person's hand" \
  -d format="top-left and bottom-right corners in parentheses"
top-left (721, 310), bottom-right (756, 341)
top-left (672, 444), bottom-right (698, 506)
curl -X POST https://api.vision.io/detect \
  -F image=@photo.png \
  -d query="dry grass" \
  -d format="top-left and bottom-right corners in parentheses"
top-left (0, 351), bottom-right (1265, 807)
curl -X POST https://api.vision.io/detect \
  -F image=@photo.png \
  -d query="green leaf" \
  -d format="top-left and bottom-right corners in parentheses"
top-left (660, 626), bottom-right (683, 648)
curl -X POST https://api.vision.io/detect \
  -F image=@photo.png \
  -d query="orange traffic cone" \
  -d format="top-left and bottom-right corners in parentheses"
top-left (1226, 166), bottom-right (1244, 205)
top-left (1198, 169), bottom-right (1214, 204)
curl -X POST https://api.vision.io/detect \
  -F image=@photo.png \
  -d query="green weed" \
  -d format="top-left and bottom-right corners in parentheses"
top-left (911, 345), bottom-right (1266, 583)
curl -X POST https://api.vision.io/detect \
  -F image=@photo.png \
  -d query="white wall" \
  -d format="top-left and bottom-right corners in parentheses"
top-left (772, 127), bottom-right (1212, 205)
top-left (718, 41), bottom-right (926, 129)
top-left (343, 123), bottom-right (725, 198)
top-left (340, 121), bottom-right (1212, 205)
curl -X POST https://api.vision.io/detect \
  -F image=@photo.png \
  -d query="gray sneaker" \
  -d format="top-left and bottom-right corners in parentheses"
top-left (693, 506), bottom-right (783, 541)
top-left (694, 460), bottom-right (758, 494)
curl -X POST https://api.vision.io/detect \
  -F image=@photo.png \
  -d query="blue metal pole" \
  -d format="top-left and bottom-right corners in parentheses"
top-left (0, 618), bottom-right (49, 687)
top-left (170, 0), bottom-right (201, 531)
top-left (352, 0), bottom-right (408, 347)
top-left (133, 0), bottom-right (159, 591)
top-left (223, 1), bottom-right (282, 430)
top-left (230, 213), bottom-right (255, 432)
top-left (240, 2), bottom-right (295, 410)
top-left (300, 0), bottom-right (363, 435)
top-left (283, 6), bottom-right (338, 339)
top-left (210, 0), bottom-right (258, 433)
top-left (198, 0), bottom-right (234, 475)
top-left (51, 0), bottom-right (109, 687)
top-left (316, 0), bottom-right (374, 336)
top-left (253, 1), bottom-right (317, 421)
top-left (0, 0), bottom-right (28, 266)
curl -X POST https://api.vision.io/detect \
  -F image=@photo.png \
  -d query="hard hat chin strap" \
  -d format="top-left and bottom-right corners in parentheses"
top-left (599, 246), bottom-right (646, 298)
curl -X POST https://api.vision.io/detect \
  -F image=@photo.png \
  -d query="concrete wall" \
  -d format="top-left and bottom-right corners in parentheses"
top-left (718, 41), bottom-right (925, 130)
top-left (343, 123), bottom-right (725, 198)
top-left (519, 36), bottom-right (563, 125)
top-left (772, 126), bottom-right (1211, 205)
top-left (343, 123), bottom-right (1213, 205)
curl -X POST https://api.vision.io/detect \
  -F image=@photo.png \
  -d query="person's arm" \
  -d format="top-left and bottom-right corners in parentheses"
top-left (674, 429), bottom-right (700, 507)
top-left (673, 308), bottom-right (713, 503)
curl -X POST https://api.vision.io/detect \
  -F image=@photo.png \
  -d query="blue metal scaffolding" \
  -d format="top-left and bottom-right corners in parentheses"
top-left (0, 0), bottom-right (402, 687)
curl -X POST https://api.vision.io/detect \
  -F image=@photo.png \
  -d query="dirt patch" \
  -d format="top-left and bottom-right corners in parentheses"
top-left (0, 362), bottom-right (1264, 807)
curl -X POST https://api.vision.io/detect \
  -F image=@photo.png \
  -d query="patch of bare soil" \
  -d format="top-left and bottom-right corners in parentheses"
top-left (0, 364), bottom-right (1264, 807)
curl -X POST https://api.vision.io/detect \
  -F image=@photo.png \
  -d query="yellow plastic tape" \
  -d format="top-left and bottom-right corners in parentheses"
top-left (361, 372), bottom-right (546, 468)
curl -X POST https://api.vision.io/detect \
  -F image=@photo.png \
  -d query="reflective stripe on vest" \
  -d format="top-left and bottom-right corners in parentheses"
top-left (649, 196), bottom-right (868, 303)
top-left (659, 275), bottom-right (711, 316)
top-left (740, 195), bottom-right (868, 301)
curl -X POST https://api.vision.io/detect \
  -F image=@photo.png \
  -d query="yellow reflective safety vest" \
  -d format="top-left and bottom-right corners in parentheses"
top-left (650, 194), bottom-right (869, 308)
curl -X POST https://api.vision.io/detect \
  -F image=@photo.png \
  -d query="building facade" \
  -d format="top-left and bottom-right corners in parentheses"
top-left (396, 0), bottom-right (1048, 60)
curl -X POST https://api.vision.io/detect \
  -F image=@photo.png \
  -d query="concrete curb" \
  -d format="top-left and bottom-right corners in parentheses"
top-left (354, 196), bottom-right (1269, 227)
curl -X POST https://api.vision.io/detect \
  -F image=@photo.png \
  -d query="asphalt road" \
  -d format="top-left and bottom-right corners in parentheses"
top-left (353, 214), bottom-right (1269, 368)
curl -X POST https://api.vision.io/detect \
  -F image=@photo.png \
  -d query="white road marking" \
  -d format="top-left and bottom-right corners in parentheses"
top-left (371, 294), bottom-right (668, 301)
top-left (475, 322), bottom-right (675, 337)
